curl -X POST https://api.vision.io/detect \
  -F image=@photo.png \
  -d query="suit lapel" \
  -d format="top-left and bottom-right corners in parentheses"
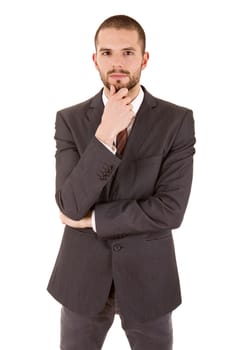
top-left (122, 88), bottom-right (159, 160)
top-left (85, 89), bottom-right (104, 135)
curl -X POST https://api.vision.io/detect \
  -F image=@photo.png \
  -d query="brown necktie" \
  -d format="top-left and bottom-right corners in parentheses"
top-left (116, 128), bottom-right (128, 155)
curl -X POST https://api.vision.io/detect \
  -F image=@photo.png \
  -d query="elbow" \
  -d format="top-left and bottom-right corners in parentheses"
top-left (55, 190), bottom-right (83, 220)
top-left (162, 205), bottom-right (185, 230)
top-left (170, 213), bottom-right (184, 229)
top-left (169, 203), bottom-right (188, 229)
top-left (157, 194), bottom-right (185, 230)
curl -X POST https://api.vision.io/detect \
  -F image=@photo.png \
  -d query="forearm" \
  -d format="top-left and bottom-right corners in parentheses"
top-left (56, 137), bottom-right (121, 220)
top-left (95, 182), bottom-right (192, 239)
top-left (95, 110), bottom-right (195, 239)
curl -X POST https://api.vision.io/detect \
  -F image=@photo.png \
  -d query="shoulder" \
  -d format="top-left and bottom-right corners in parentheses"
top-left (56, 89), bottom-right (102, 119)
top-left (57, 97), bottom-right (94, 117)
top-left (143, 86), bottom-right (193, 117)
top-left (142, 87), bottom-right (195, 141)
top-left (156, 97), bottom-right (193, 115)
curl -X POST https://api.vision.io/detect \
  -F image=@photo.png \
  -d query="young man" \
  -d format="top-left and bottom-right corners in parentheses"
top-left (47, 14), bottom-right (195, 350)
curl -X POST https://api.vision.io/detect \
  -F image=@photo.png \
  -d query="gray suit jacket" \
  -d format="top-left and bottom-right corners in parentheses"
top-left (47, 86), bottom-right (195, 321)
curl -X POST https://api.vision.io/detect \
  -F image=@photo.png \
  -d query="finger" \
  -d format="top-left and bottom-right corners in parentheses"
top-left (123, 97), bottom-right (132, 106)
top-left (128, 103), bottom-right (134, 111)
top-left (115, 87), bottom-right (129, 99)
top-left (60, 212), bottom-right (66, 223)
top-left (109, 85), bottom-right (116, 96)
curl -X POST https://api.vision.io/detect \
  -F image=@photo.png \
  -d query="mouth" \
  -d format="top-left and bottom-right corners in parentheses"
top-left (108, 70), bottom-right (129, 80)
top-left (109, 73), bottom-right (128, 78)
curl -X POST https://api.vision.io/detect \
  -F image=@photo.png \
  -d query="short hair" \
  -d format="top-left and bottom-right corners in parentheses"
top-left (94, 15), bottom-right (146, 53)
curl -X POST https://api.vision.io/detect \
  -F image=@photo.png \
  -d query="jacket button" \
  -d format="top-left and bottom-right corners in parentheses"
top-left (113, 244), bottom-right (122, 252)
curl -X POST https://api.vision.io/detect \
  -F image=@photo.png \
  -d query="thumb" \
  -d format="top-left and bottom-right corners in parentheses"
top-left (109, 85), bottom-right (116, 96)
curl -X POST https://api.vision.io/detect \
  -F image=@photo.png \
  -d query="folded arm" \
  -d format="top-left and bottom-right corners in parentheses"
top-left (55, 111), bottom-right (121, 220)
top-left (94, 110), bottom-right (195, 238)
top-left (56, 109), bottom-right (195, 238)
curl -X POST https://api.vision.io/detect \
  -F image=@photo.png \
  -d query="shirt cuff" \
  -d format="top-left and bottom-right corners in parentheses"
top-left (98, 139), bottom-right (117, 154)
top-left (91, 210), bottom-right (97, 232)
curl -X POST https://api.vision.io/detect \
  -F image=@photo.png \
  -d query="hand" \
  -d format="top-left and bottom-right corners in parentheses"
top-left (95, 85), bottom-right (135, 147)
top-left (60, 211), bottom-right (92, 229)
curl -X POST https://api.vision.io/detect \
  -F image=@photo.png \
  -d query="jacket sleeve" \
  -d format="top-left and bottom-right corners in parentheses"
top-left (95, 110), bottom-right (196, 238)
top-left (55, 111), bottom-right (121, 220)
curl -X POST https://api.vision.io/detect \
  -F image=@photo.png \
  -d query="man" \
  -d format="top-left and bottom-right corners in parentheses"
top-left (47, 14), bottom-right (195, 350)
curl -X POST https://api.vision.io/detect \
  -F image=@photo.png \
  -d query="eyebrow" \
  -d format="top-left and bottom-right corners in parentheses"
top-left (122, 47), bottom-right (136, 51)
top-left (98, 47), bottom-right (137, 52)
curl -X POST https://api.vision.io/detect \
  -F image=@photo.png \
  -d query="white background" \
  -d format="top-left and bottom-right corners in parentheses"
top-left (0, 0), bottom-right (232, 349)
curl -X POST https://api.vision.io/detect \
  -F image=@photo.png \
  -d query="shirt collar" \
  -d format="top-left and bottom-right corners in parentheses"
top-left (102, 86), bottom-right (144, 115)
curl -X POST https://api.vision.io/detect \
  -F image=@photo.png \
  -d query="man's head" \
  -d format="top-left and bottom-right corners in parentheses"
top-left (93, 15), bottom-right (149, 96)
top-left (94, 15), bottom-right (146, 54)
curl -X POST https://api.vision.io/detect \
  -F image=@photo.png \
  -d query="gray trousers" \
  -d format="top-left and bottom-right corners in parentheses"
top-left (60, 284), bottom-right (173, 350)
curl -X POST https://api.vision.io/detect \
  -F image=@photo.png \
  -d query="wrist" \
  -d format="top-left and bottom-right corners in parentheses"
top-left (95, 126), bottom-right (115, 148)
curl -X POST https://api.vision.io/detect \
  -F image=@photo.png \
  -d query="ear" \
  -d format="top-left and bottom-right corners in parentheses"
top-left (141, 51), bottom-right (149, 70)
top-left (92, 53), bottom-right (99, 70)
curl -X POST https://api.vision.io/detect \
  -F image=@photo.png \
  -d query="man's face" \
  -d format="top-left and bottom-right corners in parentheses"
top-left (93, 28), bottom-right (148, 93)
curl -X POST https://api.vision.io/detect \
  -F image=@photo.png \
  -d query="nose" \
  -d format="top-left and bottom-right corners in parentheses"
top-left (112, 63), bottom-right (123, 69)
top-left (112, 53), bottom-right (123, 69)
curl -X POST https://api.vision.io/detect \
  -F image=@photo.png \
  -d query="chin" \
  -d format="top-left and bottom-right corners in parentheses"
top-left (104, 79), bottom-right (137, 92)
top-left (114, 84), bottom-right (127, 92)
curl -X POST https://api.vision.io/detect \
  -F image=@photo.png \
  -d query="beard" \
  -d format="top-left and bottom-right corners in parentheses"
top-left (99, 67), bottom-right (142, 92)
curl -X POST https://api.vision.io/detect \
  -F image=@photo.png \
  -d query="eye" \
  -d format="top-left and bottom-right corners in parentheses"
top-left (124, 51), bottom-right (134, 56)
top-left (102, 51), bottom-right (111, 56)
